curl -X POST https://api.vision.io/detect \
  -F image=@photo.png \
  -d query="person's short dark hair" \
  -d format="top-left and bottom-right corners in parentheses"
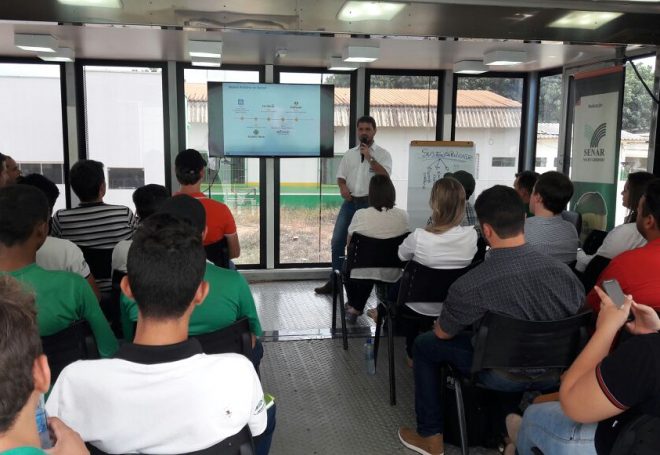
top-left (368, 174), bottom-right (396, 211)
top-left (127, 213), bottom-right (206, 320)
top-left (70, 159), bottom-right (105, 202)
top-left (515, 170), bottom-right (540, 195)
top-left (175, 149), bottom-right (207, 185)
top-left (444, 170), bottom-right (476, 199)
top-left (157, 194), bottom-right (206, 235)
top-left (474, 185), bottom-right (525, 239)
top-left (0, 275), bottom-right (42, 433)
top-left (356, 115), bottom-right (377, 130)
top-left (641, 178), bottom-right (660, 226)
top-left (626, 171), bottom-right (656, 223)
top-left (533, 171), bottom-right (574, 214)
top-left (18, 173), bottom-right (60, 211)
top-left (133, 184), bottom-right (170, 220)
top-left (0, 185), bottom-right (49, 248)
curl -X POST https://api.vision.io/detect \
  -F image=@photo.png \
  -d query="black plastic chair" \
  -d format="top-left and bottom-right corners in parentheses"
top-left (582, 229), bottom-right (608, 255)
top-left (41, 320), bottom-right (99, 383)
top-left (561, 210), bottom-right (583, 238)
top-left (86, 424), bottom-right (255, 455)
top-left (580, 254), bottom-right (611, 293)
top-left (205, 237), bottom-right (230, 269)
top-left (79, 246), bottom-right (113, 292)
top-left (447, 311), bottom-right (592, 455)
top-left (190, 317), bottom-right (252, 359)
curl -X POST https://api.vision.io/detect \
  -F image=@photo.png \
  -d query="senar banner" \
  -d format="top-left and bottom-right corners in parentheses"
top-left (569, 66), bottom-right (625, 240)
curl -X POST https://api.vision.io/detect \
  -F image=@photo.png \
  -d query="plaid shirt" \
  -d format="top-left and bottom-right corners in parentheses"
top-left (438, 243), bottom-right (585, 337)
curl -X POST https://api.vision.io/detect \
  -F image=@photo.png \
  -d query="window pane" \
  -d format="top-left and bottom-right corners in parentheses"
top-left (0, 63), bottom-right (66, 211)
top-left (368, 74), bottom-right (438, 218)
top-left (456, 76), bottom-right (523, 199)
top-left (536, 73), bottom-right (563, 173)
top-left (83, 66), bottom-right (165, 211)
top-left (184, 69), bottom-right (261, 266)
top-left (278, 72), bottom-right (349, 264)
top-left (108, 168), bottom-right (145, 189)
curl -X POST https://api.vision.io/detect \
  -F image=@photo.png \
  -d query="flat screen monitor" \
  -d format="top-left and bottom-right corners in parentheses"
top-left (208, 82), bottom-right (334, 158)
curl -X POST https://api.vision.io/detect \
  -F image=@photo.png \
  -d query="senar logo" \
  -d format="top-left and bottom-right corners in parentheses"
top-left (590, 123), bottom-right (607, 148)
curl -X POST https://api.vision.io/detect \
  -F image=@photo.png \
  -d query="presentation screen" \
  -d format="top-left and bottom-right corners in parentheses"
top-left (208, 82), bottom-right (334, 158)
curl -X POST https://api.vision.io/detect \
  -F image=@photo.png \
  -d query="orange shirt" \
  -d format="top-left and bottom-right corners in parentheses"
top-left (176, 192), bottom-right (237, 246)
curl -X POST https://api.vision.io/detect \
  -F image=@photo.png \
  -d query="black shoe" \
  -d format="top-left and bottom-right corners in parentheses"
top-left (314, 281), bottom-right (332, 295)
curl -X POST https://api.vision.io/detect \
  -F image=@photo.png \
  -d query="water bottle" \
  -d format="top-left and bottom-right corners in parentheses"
top-left (364, 338), bottom-right (376, 375)
top-left (36, 395), bottom-right (53, 449)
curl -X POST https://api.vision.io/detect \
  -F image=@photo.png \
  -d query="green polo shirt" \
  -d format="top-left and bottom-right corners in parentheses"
top-left (4, 263), bottom-right (118, 358)
top-left (121, 263), bottom-right (263, 340)
top-left (1, 448), bottom-right (46, 454)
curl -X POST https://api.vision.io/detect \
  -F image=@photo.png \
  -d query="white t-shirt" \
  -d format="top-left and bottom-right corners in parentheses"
top-left (46, 341), bottom-right (267, 454)
top-left (398, 226), bottom-right (478, 269)
top-left (336, 143), bottom-right (392, 197)
top-left (347, 207), bottom-right (410, 239)
top-left (111, 239), bottom-right (132, 273)
top-left (36, 236), bottom-right (90, 278)
top-left (575, 222), bottom-right (647, 272)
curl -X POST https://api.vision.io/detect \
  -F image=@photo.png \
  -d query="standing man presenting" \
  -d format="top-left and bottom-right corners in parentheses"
top-left (315, 115), bottom-right (392, 294)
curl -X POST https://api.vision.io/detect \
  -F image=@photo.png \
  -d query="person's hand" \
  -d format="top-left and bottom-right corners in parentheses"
top-left (251, 333), bottom-right (257, 349)
top-left (45, 417), bottom-right (89, 455)
top-left (626, 301), bottom-right (660, 335)
top-left (359, 142), bottom-right (372, 162)
top-left (594, 286), bottom-right (632, 334)
top-left (433, 320), bottom-right (445, 339)
top-left (339, 184), bottom-right (352, 201)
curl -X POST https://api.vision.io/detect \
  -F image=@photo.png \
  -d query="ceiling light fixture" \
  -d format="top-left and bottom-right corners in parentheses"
top-left (57, 0), bottom-right (122, 7)
top-left (337, 1), bottom-right (406, 22)
top-left (328, 57), bottom-right (359, 71)
top-left (483, 50), bottom-right (528, 66)
top-left (549, 11), bottom-right (623, 30)
top-left (343, 45), bottom-right (380, 63)
top-left (14, 34), bottom-right (57, 53)
top-left (188, 40), bottom-right (223, 59)
top-left (38, 47), bottom-right (75, 62)
top-left (191, 56), bottom-right (222, 67)
top-left (454, 60), bottom-right (489, 75)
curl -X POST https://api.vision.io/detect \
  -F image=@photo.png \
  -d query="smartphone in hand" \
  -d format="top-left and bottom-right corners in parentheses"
top-left (602, 279), bottom-right (626, 309)
top-left (36, 395), bottom-right (53, 449)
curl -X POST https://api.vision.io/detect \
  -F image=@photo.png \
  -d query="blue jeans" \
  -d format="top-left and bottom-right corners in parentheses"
top-left (331, 199), bottom-right (369, 272)
top-left (516, 402), bottom-right (597, 455)
top-left (413, 331), bottom-right (559, 437)
top-left (253, 404), bottom-right (277, 455)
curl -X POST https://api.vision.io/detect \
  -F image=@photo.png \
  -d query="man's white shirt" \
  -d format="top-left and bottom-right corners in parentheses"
top-left (336, 143), bottom-right (392, 197)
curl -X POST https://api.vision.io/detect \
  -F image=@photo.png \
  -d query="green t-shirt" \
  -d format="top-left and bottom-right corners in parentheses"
top-left (121, 264), bottom-right (263, 340)
top-left (4, 263), bottom-right (118, 358)
top-left (1, 447), bottom-right (46, 454)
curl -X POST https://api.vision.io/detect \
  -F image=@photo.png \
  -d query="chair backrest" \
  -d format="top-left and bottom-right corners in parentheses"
top-left (205, 237), bottom-right (230, 269)
top-left (582, 229), bottom-right (608, 255)
top-left (471, 311), bottom-right (592, 374)
top-left (41, 320), bottom-right (97, 382)
top-left (396, 260), bottom-right (473, 307)
top-left (346, 232), bottom-right (408, 271)
top-left (561, 210), bottom-right (583, 237)
top-left (79, 246), bottom-right (113, 281)
top-left (580, 255), bottom-right (611, 293)
top-left (191, 317), bottom-right (252, 358)
top-left (86, 425), bottom-right (255, 455)
top-left (610, 414), bottom-right (660, 455)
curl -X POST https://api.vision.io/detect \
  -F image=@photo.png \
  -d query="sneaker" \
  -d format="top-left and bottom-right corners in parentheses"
top-left (314, 281), bottom-right (332, 295)
top-left (398, 427), bottom-right (444, 455)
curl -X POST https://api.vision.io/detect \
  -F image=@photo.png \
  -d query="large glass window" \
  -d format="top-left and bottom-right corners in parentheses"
top-left (82, 65), bottom-right (166, 210)
top-left (536, 73), bottom-right (563, 173)
top-left (0, 63), bottom-right (66, 211)
top-left (368, 74), bottom-right (439, 216)
top-left (455, 76), bottom-right (524, 199)
top-left (183, 68), bottom-right (261, 265)
top-left (277, 72), bottom-right (349, 265)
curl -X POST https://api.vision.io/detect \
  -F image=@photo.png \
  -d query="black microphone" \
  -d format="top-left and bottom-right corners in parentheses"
top-left (359, 136), bottom-right (369, 162)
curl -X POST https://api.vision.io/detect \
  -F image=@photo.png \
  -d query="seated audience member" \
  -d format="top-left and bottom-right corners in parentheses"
top-left (0, 153), bottom-right (8, 188)
top-left (51, 159), bottom-right (136, 294)
top-left (445, 170), bottom-right (479, 230)
top-left (119, 195), bottom-right (264, 371)
top-left (514, 287), bottom-right (660, 455)
top-left (175, 148), bottom-right (240, 261)
top-left (514, 170), bottom-right (540, 218)
top-left (47, 213), bottom-right (274, 455)
top-left (397, 185), bottom-right (585, 455)
top-left (111, 184), bottom-right (170, 274)
top-left (576, 171), bottom-right (655, 272)
top-left (525, 171), bottom-right (579, 264)
top-left (1, 155), bottom-right (21, 185)
top-left (586, 178), bottom-right (660, 312)
top-left (344, 174), bottom-right (410, 322)
top-left (18, 174), bottom-right (101, 301)
top-left (0, 185), bottom-right (118, 358)
top-left (0, 276), bottom-right (88, 455)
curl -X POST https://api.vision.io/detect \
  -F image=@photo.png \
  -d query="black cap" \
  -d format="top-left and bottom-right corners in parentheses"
top-left (156, 194), bottom-right (206, 235)
top-left (175, 149), bottom-right (207, 175)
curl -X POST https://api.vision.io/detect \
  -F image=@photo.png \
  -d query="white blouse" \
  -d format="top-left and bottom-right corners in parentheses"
top-left (398, 225), bottom-right (478, 269)
top-left (347, 206), bottom-right (410, 239)
top-left (576, 222), bottom-right (647, 272)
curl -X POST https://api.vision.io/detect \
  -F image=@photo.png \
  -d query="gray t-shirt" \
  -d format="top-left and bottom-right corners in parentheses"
top-left (524, 215), bottom-right (579, 264)
top-left (438, 243), bottom-right (585, 337)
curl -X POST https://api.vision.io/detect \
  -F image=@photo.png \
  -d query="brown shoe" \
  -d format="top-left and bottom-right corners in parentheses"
top-left (398, 427), bottom-right (443, 455)
top-left (314, 281), bottom-right (332, 295)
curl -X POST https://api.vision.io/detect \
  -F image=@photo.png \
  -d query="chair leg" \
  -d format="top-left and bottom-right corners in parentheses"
top-left (336, 272), bottom-right (348, 351)
top-left (454, 378), bottom-right (469, 455)
top-left (374, 309), bottom-right (382, 369)
top-left (331, 272), bottom-right (337, 334)
top-left (386, 304), bottom-right (396, 406)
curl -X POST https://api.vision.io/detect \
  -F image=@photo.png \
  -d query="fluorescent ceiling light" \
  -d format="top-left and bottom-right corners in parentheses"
top-left (38, 47), bottom-right (75, 62)
top-left (343, 46), bottom-right (380, 63)
top-left (337, 1), bottom-right (406, 22)
top-left (328, 57), bottom-right (359, 71)
top-left (454, 60), bottom-right (489, 75)
top-left (191, 57), bottom-right (221, 67)
top-left (57, 0), bottom-right (122, 7)
top-left (483, 50), bottom-right (528, 66)
top-left (188, 40), bottom-right (223, 58)
top-left (549, 11), bottom-right (623, 30)
top-left (14, 34), bottom-right (57, 53)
